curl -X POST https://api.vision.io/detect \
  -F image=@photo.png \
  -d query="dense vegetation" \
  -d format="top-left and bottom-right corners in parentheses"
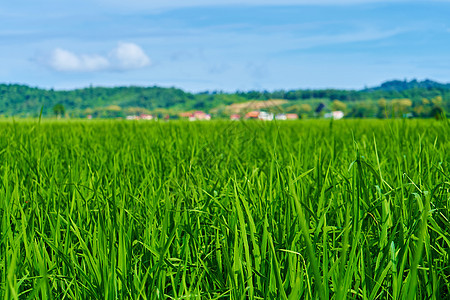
top-left (0, 119), bottom-right (449, 298)
top-left (0, 79), bottom-right (449, 118)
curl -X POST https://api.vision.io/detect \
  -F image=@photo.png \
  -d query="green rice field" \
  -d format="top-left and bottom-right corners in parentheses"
top-left (0, 119), bottom-right (449, 299)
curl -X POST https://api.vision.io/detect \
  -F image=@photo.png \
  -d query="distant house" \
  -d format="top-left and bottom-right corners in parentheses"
top-left (179, 112), bottom-right (193, 119)
top-left (140, 114), bottom-right (154, 120)
top-left (126, 115), bottom-right (140, 120)
top-left (286, 113), bottom-right (299, 120)
top-left (277, 113), bottom-right (300, 120)
top-left (245, 111), bottom-right (260, 119)
top-left (230, 114), bottom-right (241, 120)
top-left (275, 114), bottom-right (287, 120)
top-left (192, 111), bottom-right (211, 121)
top-left (179, 110), bottom-right (211, 121)
top-left (178, 112), bottom-right (194, 121)
top-left (259, 111), bottom-right (274, 121)
top-left (194, 111), bottom-right (211, 120)
top-left (244, 111), bottom-right (273, 120)
top-left (324, 111), bottom-right (344, 120)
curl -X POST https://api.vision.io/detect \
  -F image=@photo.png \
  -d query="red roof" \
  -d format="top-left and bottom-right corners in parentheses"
top-left (245, 111), bottom-right (260, 118)
top-left (179, 112), bottom-right (193, 118)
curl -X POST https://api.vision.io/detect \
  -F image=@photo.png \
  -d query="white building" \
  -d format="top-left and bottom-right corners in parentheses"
top-left (324, 111), bottom-right (344, 120)
top-left (259, 111), bottom-right (274, 121)
top-left (275, 114), bottom-right (287, 120)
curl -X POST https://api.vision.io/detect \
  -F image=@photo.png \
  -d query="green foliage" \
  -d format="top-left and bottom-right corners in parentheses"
top-left (52, 103), bottom-right (65, 118)
top-left (331, 99), bottom-right (347, 111)
top-left (0, 79), bottom-right (449, 118)
top-left (0, 119), bottom-right (449, 298)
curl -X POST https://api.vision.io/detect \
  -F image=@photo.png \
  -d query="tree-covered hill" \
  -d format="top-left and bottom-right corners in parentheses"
top-left (364, 79), bottom-right (450, 92)
top-left (0, 79), bottom-right (448, 118)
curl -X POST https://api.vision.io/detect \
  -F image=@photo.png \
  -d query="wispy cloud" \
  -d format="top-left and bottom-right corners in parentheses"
top-left (4, 0), bottom-right (450, 91)
top-left (44, 42), bottom-right (151, 72)
top-left (47, 48), bottom-right (109, 72)
top-left (290, 27), bottom-right (407, 49)
top-left (100, 0), bottom-right (411, 10)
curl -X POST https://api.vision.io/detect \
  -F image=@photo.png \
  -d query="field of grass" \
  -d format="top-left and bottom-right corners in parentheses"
top-left (0, 119), bottom-right (449, 299)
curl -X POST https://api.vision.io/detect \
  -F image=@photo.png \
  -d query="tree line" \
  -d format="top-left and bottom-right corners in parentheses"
top-left (0, 79), bottom-right (448, 118)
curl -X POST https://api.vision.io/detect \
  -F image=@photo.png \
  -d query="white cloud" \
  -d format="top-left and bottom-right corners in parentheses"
top-left (48, 48), bottom-right (110, 71)
top-left (46, 43), bottom-right (150, 72)
top-left (99, 0), bottom-right (412, 11)
top-left (109, 42), bottom-right (151, 70)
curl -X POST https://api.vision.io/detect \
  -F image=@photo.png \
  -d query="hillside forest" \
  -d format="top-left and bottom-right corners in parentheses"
top-left (0, 79), bottom-right (448, 119)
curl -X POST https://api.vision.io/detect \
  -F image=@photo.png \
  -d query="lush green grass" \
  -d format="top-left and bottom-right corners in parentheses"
top-left (0, 119), bottom-right (449, 299)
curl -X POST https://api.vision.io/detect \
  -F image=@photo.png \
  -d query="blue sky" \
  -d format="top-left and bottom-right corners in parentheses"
top-left (1, 0), bottom-right (450, 92)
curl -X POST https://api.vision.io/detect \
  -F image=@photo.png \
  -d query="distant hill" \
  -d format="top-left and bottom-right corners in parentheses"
top-left (364, 79), bottom-right (450, 92)
top-left (0, 79), bottom-right (448, 118)
top-left (218, 99), bottom-right (288, 114)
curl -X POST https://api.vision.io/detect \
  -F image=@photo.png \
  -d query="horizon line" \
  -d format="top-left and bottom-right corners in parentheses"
top-left (1, 77), bottom-right (447, 94)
